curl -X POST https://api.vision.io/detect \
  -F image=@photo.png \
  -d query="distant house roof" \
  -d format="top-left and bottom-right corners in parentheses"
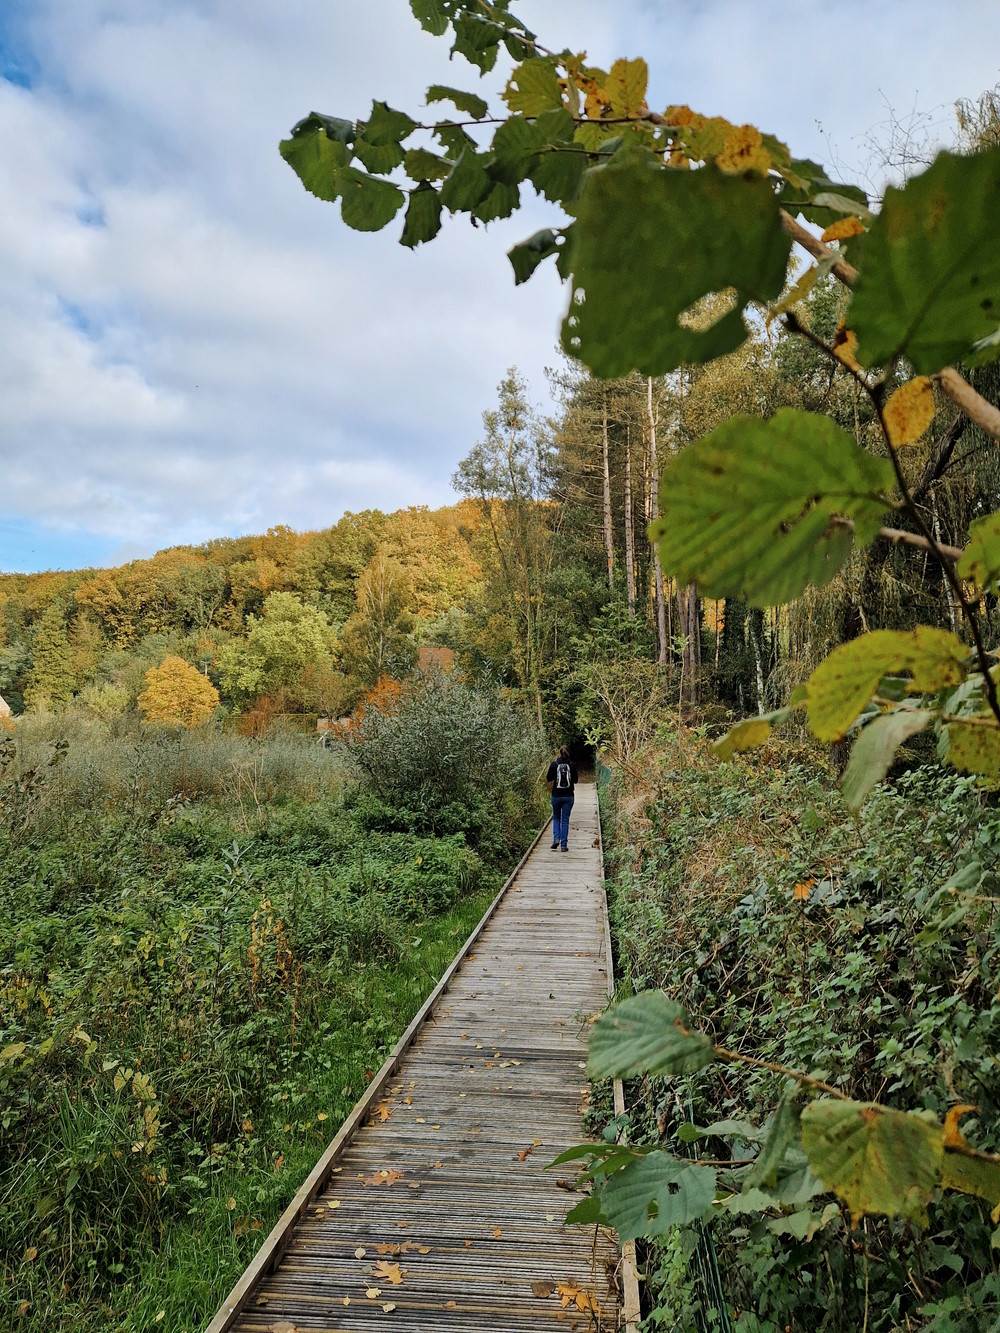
top-left (0, 694), bottom-right (10, 718)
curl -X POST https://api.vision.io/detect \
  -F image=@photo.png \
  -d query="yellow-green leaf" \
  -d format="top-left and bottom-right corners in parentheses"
top-left (503, 58), bottom-right (563, 116)
top-left (957, 511), bottom-right (1000, 591)
top-left (941, 1150), bottom-right (1000, 1207)
top-left (606, 57), bottom-right (648, 117)
top-left (883, 377), bottom-right (935, 447)
top-left (945, 718), bottom-right (1000, 776)
top-left (807, 628), bottom-right (967, 741)
top-left (801, 1099), bottom-right (943, 1224)
top-left (713, 717), bottom-right (771, 760)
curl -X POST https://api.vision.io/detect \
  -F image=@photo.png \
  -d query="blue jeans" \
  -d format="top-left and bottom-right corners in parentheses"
top-left (551, 793), bottom-right (574, 849)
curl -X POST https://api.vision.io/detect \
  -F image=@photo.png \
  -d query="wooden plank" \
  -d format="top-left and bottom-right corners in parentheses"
top-left (207, 785), bottom-right (629, 1332)
top-left (204, 817), bottom-right (552, 1333)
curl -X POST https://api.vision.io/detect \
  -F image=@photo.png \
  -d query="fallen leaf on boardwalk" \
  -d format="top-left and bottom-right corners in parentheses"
top-left (374, 1101), bottom-right (393, 1122)
top-left (254, 1295), bottom-right (269, 1306)
top-left (403, 1096), bottom-right (413, 1106)
top-left (415, 1117), bottom-right (427, 1124)
top-left (342, 1297), bottom-right (350, 1306)
top-left (556, 1283), bottom-right (600, 1314)
top-left (491, 1226), bottom-right (503, 1239)
top-left (327, 1200), bottom-right (341, 1209)
top-left (417, 1245), bottom-right (431, 1254)
top-left (531, 1280), bottom-right (555, 1297)
top-left (381, 1303), bottom-right (397, 1313)
top-left (544, 1214), bottom-right (557, 1223)
top-left (516, 1141), bottom-right (541, 1161)
top-left (355, 1247), bottom-right (367, 1259)
top-left (445, 1300), bottom-right (458, 1309)
top-left (361, 1169), bottom-right (405, 1187)
top-left (371, 1261), bottom-right (405, 1285)
top-left (366, 1287), bottom-right (382, 1299)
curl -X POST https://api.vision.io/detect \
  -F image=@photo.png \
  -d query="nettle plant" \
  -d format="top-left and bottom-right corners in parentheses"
top-left (282, 0), bottom-right (1000, 1244)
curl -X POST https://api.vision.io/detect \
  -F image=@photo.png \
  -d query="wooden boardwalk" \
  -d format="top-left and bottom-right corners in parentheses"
top-left (207, 784), bottom-right (635, 1332)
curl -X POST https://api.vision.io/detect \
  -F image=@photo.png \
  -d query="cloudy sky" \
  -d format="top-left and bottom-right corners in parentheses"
top-left (1, 0), bottom-right (998, 573)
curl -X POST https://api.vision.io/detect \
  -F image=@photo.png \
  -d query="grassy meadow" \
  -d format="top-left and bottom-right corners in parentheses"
top-left (1, 688), bottom-right (544, 1331)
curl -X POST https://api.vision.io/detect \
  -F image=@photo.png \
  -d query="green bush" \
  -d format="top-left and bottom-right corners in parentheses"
top-left (603, 736), bottom-right (1000, 1332)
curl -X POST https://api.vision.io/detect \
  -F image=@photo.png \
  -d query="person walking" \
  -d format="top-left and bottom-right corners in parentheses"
top-left (546, 746), bottom-right (578, 852)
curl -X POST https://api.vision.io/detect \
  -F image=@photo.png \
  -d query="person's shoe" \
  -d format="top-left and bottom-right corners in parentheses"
top-left (561, 845), bottom-right (569, 853)
top-left (550, 842), bottom-right (559, 851)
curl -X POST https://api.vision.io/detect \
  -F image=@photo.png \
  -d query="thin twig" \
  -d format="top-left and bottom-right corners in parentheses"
top-left (713, 1043), bottom-right (848, 1099)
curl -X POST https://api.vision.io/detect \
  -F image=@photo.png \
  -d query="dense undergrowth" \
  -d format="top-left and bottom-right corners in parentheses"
top-left (601, 732), bottom-right (1000, 1333)
top-left (1, 688), bottom-right (545, 1331)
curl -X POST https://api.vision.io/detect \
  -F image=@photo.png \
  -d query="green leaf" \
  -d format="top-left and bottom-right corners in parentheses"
top-left (765, 1202), bottom-right (841, 1241)
top-left (452, 14), bottom-right (500, 72)
top-left (530, 143), bottom-right (587, 204)
top-left (508, 228), bottom-right (561, 285)
top-left (651, 409), bottom-right (892, 608)
top-left (562, 155), bottom-right (791, 376)
top-left (778, 160), bottom-right (869, 226)
top-left (489, 115), bottom-right (546, 184)
top-left (945, 718), bottom-right (1000, 776)
top-left (473, 180), bottom-right (520, 223)
top-left (747, 1094), bottom-right (802, 1190)
top-left (941, 1150), bottom-right (1000, 1207)
top-left (363, 100), bottom-right (417, 147)
top-left (401, 183), bottom-right (442, 248)
top-left (801, 1099), bottom-right (944, 1224)
top-left (565, 1192), bottom-right (603, 1224)
top-left (850, 147), bottom-right (1000, 373)
top-left (503, 57), bottom-right (563, 116)
top-left (338, 168), bottom-right (405, 232)
top-left (410, 0), bottom-right (448, 36)
top-left (425, 84), bottom-right (489, 120)
top-left (440, 149), bottom-right (492, 211)
top-left (354, 137), bottom-right (405, 175)
top-left (958, 511), bottom-right (1000, 591)
top-left (597, 1153), bottom-right (716, 1240)
top-left (404, 147), bottom-right (451, 183)
top-left (588, 990), bottom-right (715, 1079)
top-left (279, 127), bottom-right (347, 203)
top-left (841, 709), bottom-right (933, 809)
top-left (807, 628), bottom-right (968, 742)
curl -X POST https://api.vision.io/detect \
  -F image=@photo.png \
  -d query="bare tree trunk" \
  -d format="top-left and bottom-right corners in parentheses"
top-left (647, 377), bottom-right (667, 664)
top-left (601, 392), bottom-right (614, 589)
top-left (624, 423), bottom-right (636, 614)
top-left (678, 582), bottom-right (700, 716)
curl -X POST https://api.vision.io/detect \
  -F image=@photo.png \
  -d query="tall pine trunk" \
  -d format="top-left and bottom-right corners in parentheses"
top-left (601, 393), bottom-right (614, 589)
top-left (678, 582), bottom-right (700, 716)
top-left (647, 377), bottom-right (667, 664)
top-left (624, 424), bottom-right (636, 614)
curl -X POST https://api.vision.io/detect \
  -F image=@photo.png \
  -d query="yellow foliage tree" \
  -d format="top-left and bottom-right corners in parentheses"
top-left (138, 655), bottom-right (219, 729)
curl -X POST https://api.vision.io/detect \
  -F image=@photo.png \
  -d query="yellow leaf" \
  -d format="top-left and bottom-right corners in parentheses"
top-left (366, 1287), bottom-right (382, 1299)
top-left (23, 1247), bottom-right (38, 1263)
top-left (793, 878), bottom-right (816, 901)
top-left (381, 1303), bottom-right (397, 1313)
top-left (943, 1104), bottom-right (977, 1149)
top-left (226, 1197), bottom-right (237, 1210)
top-left (491, 1226), bottom-right (503, 1239)
top-left (716, 124), bottom-right (772, 175)
top-left (832, 325), bottom-right (862, 373)
top-left (766, 263), bottom-right (822, 327)
top-left (355, 1247), bottom-right (367, 1259)
top-left (883, 376), bottom-right (935, 447)
top-left (821, 215), bottom-right (865, 242)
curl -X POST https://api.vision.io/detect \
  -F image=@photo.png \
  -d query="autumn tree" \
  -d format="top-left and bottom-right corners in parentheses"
top-left (339, 547), bottom-right (416, 685)
top-left (217, 591), bottom-right (337, 706)
top-left (138, 655), bottom-right (219, 728)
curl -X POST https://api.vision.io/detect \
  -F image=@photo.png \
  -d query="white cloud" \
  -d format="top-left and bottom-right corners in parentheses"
top-left (1, 0), bottom-right (998, 567)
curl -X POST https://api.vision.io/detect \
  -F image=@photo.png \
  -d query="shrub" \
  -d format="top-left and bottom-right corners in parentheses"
top-left (341, 672), bottom-right (546, 853)
top-left (138, 655), bottom-right (220, 728)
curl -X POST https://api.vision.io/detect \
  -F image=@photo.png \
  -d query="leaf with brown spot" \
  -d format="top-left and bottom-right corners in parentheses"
top-left (821, 215), bottom-right (865, 242)
top-left (531, 1279), bottom-right (555, 1297)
